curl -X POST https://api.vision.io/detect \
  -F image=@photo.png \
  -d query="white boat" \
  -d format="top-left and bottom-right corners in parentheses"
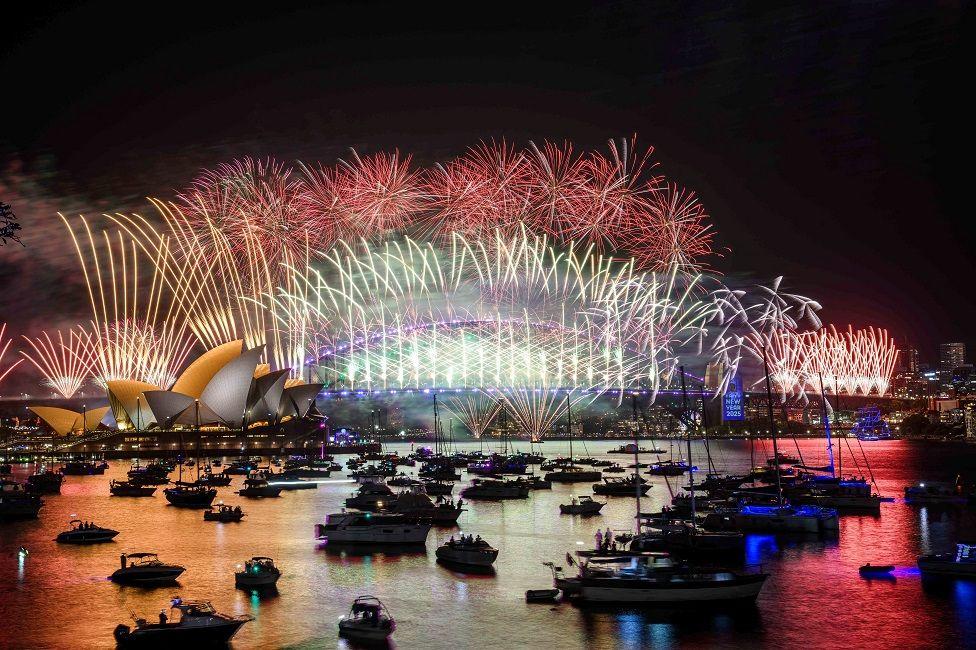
top-left (559, 495), bottom-right (605, 515)
top-left (235, 556), bottom-right (281, 588)
top-left (338, 596), bottom-right (395, 642)
top-left (435, 535), bottom-right (498, 567)
top-left (316, 512), bottom-right (431, 545)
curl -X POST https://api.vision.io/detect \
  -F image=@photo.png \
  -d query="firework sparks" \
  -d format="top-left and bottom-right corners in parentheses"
top-left (19, 328), bottom-right (94, 398)
top-left (442, 391), bottom-right (503, 438)
top-left (0, 323), bottom-right (24, 388)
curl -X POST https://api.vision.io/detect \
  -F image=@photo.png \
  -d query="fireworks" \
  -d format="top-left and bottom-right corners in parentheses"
top-left (0, 323), bottom-right (24, 388)
top-left (278, 228), bottom-right (718, 399)
top-left (60, 214), bottom-right (196, 388)
top-left (442, 392), bottom-right (503, 438)
top-left (19, 329), bottom-right (94, 398)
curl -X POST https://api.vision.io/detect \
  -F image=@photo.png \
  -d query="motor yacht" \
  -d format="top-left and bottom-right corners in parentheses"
top-left (421, 480), bottom-right (454, 496)
top-left (237, 476), bottom-right (283, 498)
top-left (111, 553), bottom-right (185, 585)
top-left (904, 481), bottom-right (967, 505)
top-left (110, 479), bottom-right (157, 497)
top-left (545, 466), bottom-right (602, 483)
top-left (460, 478), bottom-right (530, 500)
top-left (593, 474), bottom-right (650, 496)
top-left (55, 519), bottom-right (119, 544)
top-left (235, 556), bottom-right (281, 588)
top-left (435, 535), bottom-right (498, 567)
top-left (918, 541), bottom-right (976, 577)
top-left (345, 481), bottom-right (396, 511)
top-left (388, 490), bottom-right (464, 524)
top-left (0, 479), bottom-right (43, 519)
top-left (792, 478), bottom-right (883, 512)
top-left (556, 552), bottom-right (767, 604)
top-left (559, 495), bottom-right (605, 515)
top-left (204, 504), bottom-right (245, 522)
top-left (648, 460), bottom-right (692, 476)
top-left (197, 471), bottom-right (232, 487)
top-left (114, 598), bottom-right (251, 646)
top-left (26, 470), bottom-right (63, 494)
top-left (338, 596), bottom-right (395, 643)
top-left (60, 460), bottom-right (108, 476)
top-left (316, 512), bottom-right (431, 545)
top-left (603, 463), bottom-right (626, 474)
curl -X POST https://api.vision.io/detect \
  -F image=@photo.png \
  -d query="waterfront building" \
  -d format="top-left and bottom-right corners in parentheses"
top-left (939, 342), bottom-right (966, 388)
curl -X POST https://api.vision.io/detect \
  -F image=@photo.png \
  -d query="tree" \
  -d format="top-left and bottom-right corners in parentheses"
top-left (1, 202), bottom-right (23, 245)
top-left (899, 413), bottom-right (929, 438)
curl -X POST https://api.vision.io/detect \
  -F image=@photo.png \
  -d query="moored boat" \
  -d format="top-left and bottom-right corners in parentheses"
top-left (204, 504), bottom-right (245, 522)
top-left (338, 596), bottom-right (395, 643)
top-left (237, 476), bottom-right (283, 498)
top-left (918, 541), bottom-right (976, 577)
top-left (55, 519), bottom-right (119, 544)
top-left (235, 556), bottom-right (281, 588)
top-left (0, 479), bottom-right (43, 519)
top-left (114, 598), bottom-right (251, 646)
top-left (111, 553), bottom-right (185, 585)
top-left (110, 480), bottom-right (157, 497)
top-left (559, 495), bottom-right (605, 515)
top-left (316, 512), bottom-right (431, 545)
top-left (435, 534), bottom-right (498, 567)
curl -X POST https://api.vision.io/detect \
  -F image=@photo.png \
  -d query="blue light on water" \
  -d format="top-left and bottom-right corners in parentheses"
top-left (745, 534), bottom-right (778, 566)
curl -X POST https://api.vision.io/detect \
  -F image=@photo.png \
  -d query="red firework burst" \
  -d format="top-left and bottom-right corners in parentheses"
top-left (630, 183), bottom-right (715, 272)
top-left (179, 157), bottom-right (313, 263)
top-left (334, 149), bottom-right (426, 240)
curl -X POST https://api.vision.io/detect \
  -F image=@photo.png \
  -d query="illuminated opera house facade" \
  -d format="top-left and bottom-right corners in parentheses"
top-left (28, 341), bottom-right (324, 453)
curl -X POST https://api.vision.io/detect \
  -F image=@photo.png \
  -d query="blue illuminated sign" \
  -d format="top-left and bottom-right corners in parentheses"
top-left (722, 375), bottom-right (744, 422)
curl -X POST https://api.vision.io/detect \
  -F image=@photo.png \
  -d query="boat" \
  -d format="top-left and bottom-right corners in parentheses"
top-left (388, 490), bottom-right (464, 525)
top-left (204, 504), bottom-right (245, 522)
top-left (0, 462), bottom-right (11, 474)
top-left (435, 535), bottom-right (499, 567)
top-left (557, 552), bottom-right (768, 604)
top-left (338, 596), bottom-right (395, 643)
top-left (114, 598), bottom-right (252, 646)
top-left (26, 470), bottom-right (63, 494)
top-left (345, 481), bottom-right (396, 511)
top-left (223, 459), bottom-right (259, 475)
top-left (904, 481), bottom-right (967, 505)
top-left (279, 467), bottom-right (332, 479)
top-left (460, 478), bottom-right (530, 500)
top-left (197, 472), bottom-right (232, 487)
top-left (164, 482), bottom-right (218, 508)
top-left (55, 519), bottom-right (120, 544)
top-left (792, 478), bottom-right (883, 511)
top-left (593, 474), bottom-right (650, 496)
top-left (421, 480), bottom-right (454, 496)
top-left (237, 476), bottom-right (283, 498)
top-left (111, 553), bottom-right (185, 585)
top-left (545, 466), bottom-right (603, 483)
top-left (918, 541), bottom-right (976, 577)
top-left (0, 479), bottom-right (43, 519)
top-left (235, 556), bottom-right (281, 588)
top-left (648, 460), bottom-right (692, 476)
top-left (519, 475), bottom-right (552, 490)
top-left (765, 452), bottom-right (801, 466)
top-left (525, 588), bottom-right (560, 603)
top-left (559, 495), bottom-right (605, 515)
top-left (60, 460), bottom-right (107, 476)
top-left (387, 473), bottom-right (420, 487)
top-left (110, 479), bottom-right (157, 497)
top-left (608, 443), bottom-right (663, 454)
top-left (733, 503), bottom-right (839, 533)
top-left (859, 563), bottom-right (895, 576)
top-left (316, 512), bottom-right (431, 545)
top-left (603, 463), bottom-right (626, 474)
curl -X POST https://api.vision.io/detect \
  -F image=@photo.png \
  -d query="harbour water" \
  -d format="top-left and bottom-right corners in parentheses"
top-left (2, 439), bottom-right (975, 649)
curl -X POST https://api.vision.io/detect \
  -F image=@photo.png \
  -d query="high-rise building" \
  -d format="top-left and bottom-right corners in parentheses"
top-left (939, 342), bottom-right (966, 387)
top-left (899, 347), bottom-right (919, 373)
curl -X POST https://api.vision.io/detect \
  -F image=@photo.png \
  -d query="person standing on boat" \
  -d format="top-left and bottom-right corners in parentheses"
top-left (594, 529), bottom-right (604, 551)
top-left (604, 527), bottom-right (613, 550)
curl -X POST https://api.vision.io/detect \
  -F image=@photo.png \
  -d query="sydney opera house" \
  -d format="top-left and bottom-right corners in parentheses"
top-left (27, 341), bottom-right (324, 454)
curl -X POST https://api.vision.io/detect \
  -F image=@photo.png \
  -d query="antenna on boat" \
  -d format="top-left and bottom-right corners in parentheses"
top-left (680, 366), bottom-right (696, 525)
top-left (761, 345), bottom-right (784, 507)
top-left (818, 372), bottom-right (835, 478)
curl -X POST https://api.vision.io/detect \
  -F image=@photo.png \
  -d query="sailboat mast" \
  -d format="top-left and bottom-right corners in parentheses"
top-left (834, 377), bottom-right (843, 476)
top-left (761, 346), bottom-right (784, 507)
top-left (680, 367), bottom-right (696, 520)
top-left (699, 386), bottom-right (715, 474)
top-left (818, 372), bottom-right (835, 477)
top-left (567, 392), bottom-right (573, 466)
top-left (432, 393), bottom-right (439, 456)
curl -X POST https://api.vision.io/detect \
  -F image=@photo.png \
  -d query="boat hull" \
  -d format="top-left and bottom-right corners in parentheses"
top-left (435, 547), bottom-right (498, 566)
top-left (316, 523), bottom-right (431, 545)
top-left (918, 557), bottom-right (976, 577)
top-left (580, 575), bottom-right (767, 603)
top-left (110, 567), bottom-right (185, 585)
top-left (115, 620), bottom-right (247, 646)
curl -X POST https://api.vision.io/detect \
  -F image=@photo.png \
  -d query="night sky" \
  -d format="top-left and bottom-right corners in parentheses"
top-left (1, 2), bottom-right (973, 378)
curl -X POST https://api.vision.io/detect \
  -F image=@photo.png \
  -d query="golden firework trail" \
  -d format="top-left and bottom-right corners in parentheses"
top-left (19, 328), bottom-right (94, 398)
